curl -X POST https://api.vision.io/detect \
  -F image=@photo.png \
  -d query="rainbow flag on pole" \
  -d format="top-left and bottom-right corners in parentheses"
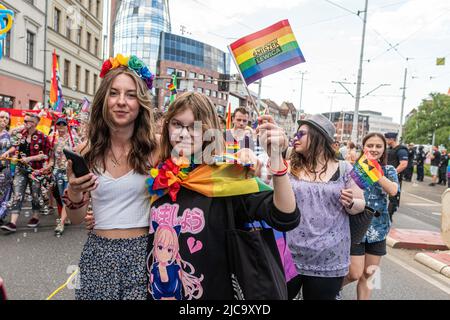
top-left (229, 19), bottom-right (305, 85)
top-left (50, 49), bottom-right (64, 112)
top-left (350, 154), bottom-right (384, 189)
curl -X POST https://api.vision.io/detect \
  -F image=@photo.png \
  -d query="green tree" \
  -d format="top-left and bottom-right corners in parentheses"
top-left (404, 93), bottom-right (450, 148)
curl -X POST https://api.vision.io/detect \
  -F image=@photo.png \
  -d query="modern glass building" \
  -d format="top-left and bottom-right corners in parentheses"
top-left (159, 32), bottom-right (230, 74)
top-left (113, 0), bottom-right (171, 73)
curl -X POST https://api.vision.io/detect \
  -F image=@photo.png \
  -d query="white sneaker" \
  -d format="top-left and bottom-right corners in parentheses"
top-left (55, 219), bottom-right (64, 235)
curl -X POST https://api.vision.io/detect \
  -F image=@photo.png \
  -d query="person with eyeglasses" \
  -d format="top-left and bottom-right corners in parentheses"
top-left (1, 112), bottom-right (53, 233)
top-left (48, 117), bottom-right (82, 236)
top-left (286, 114), bottom-right (365, 300)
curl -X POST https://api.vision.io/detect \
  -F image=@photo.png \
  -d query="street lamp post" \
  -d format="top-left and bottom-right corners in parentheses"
top-left (42, 0), bottom-right (49, 106)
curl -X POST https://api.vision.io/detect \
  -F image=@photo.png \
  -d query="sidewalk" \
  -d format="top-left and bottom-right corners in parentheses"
top-left (415, 251), bottom-right (450, 278)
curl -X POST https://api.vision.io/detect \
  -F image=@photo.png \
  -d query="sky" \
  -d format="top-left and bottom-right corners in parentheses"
top-left (169, 0), bottom-right (450, 124)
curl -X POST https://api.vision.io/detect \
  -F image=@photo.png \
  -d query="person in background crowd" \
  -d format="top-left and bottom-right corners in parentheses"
top-left (345, 141), bottom-right (358, 165)
top-left (225, 107), bottom-right (255, 151)
top-left (287, 114), bottom-right (365, 300)
top-left (333, 140), bottom-right (344, 160)
top-left (339, 141), bottom-right (349, 159)
top-left (0, 113), bottom-right (53, 233)
top-left (415, 145), bottom-right (426, 182)
top-left (0, 111), bottom-right (12, 226)
top-left (342, 133), bottom-right (399, 300)
top-left (218, 115), bottom-right (226, 131)
top-left (48, 117), bottom-right (82, 236)
top-left (428, 145), bottom-right (441, 187)
top-left (404, 143), bottom-right (415, 182)
top-left (438, 149), bottom-right (448, 186)
top-left (384, 132), bottom-right (408, 221)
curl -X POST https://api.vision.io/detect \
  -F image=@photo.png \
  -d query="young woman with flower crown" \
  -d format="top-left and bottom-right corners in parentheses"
top-left (145, 92), bottom-right (300, 300)
top-left (65, 54), bottom-right (159, 300)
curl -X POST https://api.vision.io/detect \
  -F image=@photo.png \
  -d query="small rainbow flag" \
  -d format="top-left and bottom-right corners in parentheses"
top-left (167, 74), bottom-right (178, 104)
top-left (229, 19), bottom-right (305, 85)
top-left (350, 154), bottom-right (384, 189)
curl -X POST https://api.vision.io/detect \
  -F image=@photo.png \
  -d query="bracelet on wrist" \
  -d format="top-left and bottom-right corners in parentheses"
top-left (62, 189), bottom-right (90, 209)
top-left (267, 159), bottom-right (289, 177)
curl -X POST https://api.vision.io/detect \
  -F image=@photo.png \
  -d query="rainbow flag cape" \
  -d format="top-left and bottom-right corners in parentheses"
top-left (147, 158), bottom-right (271, 204)
top-left (350, 154), bottom-right (384, 189)
top-left (50, 49), bottom-right (64, 112)
top-left (0, 108), bottom-right (52, 135)
top-left (229, 19), bottom-right (305, 85)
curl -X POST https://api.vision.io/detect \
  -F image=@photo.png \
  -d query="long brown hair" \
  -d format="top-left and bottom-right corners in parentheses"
top-left (160, 92), bottom-right (224, 163)
top-left (82, 67), bottom-right (157, 174)
top-left (289, 124), bottom-right (337, 180)
top-left (362, 132), bottom-right (388, 166)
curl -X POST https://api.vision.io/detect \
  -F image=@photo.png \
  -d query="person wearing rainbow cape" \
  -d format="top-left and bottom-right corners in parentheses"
top-left (145, 92), bottom-right (300, 300)
top-left (341, 132), bottom-right (399, 300)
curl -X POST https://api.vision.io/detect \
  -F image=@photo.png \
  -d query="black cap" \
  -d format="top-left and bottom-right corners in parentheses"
top-left (384, 132), bottom-right (398, 139)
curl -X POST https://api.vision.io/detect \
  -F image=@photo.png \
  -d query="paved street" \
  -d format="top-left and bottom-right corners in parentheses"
top-left (1, 177), bottom-right (449, 300)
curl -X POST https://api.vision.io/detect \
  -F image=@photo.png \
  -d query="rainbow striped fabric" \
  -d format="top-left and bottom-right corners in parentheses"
top-left (50, 50), bottom-right (64, 112)
top-left (0, 108), bottom-right (52, 135)
top-left (350, 154), bottom-right (384, 189)
top-left (229, 19), bottom-right (305, 85)
top-left (147, 159), bottom-right (271, 204)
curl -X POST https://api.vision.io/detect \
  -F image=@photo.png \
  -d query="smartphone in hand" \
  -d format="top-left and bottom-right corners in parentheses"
top-left (63, 149), bottom-right (90, 178)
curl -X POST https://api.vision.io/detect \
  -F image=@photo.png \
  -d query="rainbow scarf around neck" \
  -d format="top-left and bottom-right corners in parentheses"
top-left (146, 158), bottom-right (272, 204)
top-left (350, 153), bottom-right (384, 189)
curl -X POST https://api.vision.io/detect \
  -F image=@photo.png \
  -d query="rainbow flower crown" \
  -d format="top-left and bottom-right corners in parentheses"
top-left (100, 54), bottom-right (155, 90)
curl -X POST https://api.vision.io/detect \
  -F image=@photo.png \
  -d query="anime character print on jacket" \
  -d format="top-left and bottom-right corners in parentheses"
top-left (147, 208), bottom-right (204, 300)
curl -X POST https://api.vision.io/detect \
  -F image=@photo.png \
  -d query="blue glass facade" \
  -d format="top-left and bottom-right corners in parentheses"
top-left (159, 32), bottom-right (230, 74)
top-left (113, 0), bottom-right (171, 73)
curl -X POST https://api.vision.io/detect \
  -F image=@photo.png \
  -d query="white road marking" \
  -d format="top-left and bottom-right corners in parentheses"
top-left (431, 212), bottom-right (442, 216)
top-left (405, 203), bottom-right (441, 207)
top-left (404, 192), bottom-right (442, 205)
top-left (403, 191), bottom-right (441, 205)
top-left (386, 254), bottom-right (450, 295)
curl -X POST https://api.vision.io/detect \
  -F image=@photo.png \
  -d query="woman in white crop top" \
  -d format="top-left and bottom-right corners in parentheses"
top-left (64, 55), bottom-right (159, 300)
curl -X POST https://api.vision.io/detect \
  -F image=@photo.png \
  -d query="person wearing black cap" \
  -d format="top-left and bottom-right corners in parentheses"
top-left (415, 145), bottom-right (426, 182)
top-left (384, 132), bottom-right (408, 221)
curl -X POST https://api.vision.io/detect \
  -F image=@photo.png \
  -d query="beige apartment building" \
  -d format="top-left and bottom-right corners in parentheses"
top-left (46, 0), bottom-right (103, 106)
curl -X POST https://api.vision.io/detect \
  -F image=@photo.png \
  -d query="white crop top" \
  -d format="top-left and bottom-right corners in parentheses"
top-left (90, 170), bottom-right (150, 230)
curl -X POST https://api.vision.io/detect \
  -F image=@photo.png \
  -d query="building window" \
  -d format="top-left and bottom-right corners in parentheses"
top-left (64, 60), bottom-right (70, 86)
top-left (86, 32), bottom-right (91, 52)
top-left (77, 27), bottom-right (82, 45)
top-left (75, 65), bottom-right (81, 91)
top-left (207, 76), bottom-right (213, 84)
top-left (205, 89), bottom-right (211, 96)
top-left (26, 31), bottom-right (34, 66)
top-left (198, 74), bottom-right (204, 81)
top-left (54, 8), bottom-right (61, 33)
top-left (66, 16), bottom-right (71, 40)
top-left (167, 67), bottom-right (175, 75)
top-left (93, 74), bottom-right (98, 92)
top-left (212, 91), bottom-right (217, 98)
top-left (85, 70), bottom-right (90, 93)
top-left (94, 38), bottom-right (99, 57)
top-left (1, 21), bottom-right (11, 57)
top-left (189, 72), bottom-right (196, 79)
top-left (197, 87), bottom-right (203, 93)
top-left (96, 0), bottom-right (101, 18)
top-left (0, 95), bottom-right (14, 108)
top-left (29, 100), bottom-right (37, 109)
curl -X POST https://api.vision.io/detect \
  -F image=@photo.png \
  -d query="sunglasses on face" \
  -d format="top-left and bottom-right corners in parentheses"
top-left (295, 130), bottom-right (308, 140)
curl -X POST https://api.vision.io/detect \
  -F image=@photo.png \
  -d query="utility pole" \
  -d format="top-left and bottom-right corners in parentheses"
top-left (257, 79), bottom-right (262, 111)
top-left (399, 67), bottom-right (408, 142)
top-left (299, 71), bottom-right (307, 113)
top-left (42, 0), bottom-right (49, 106)
top-left (351, 0), bottom-right (368, 144)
